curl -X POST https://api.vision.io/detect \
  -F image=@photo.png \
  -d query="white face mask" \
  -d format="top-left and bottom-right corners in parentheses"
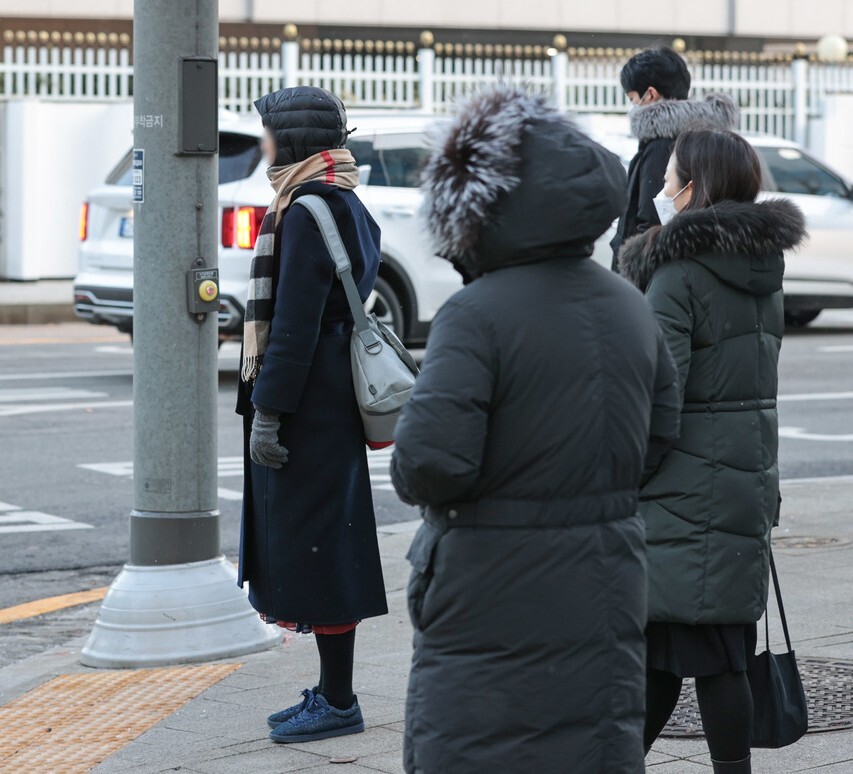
top-left (628, 89), bottom-right (651, 116)
top-left (653, 183), bottom-right (689, 226)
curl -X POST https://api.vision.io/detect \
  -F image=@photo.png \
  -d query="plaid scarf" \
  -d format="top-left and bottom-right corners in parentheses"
top-left (241, 149), bottom-right (359, 383)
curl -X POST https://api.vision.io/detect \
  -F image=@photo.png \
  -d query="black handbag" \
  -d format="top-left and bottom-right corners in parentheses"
top-left (748, 546), bottom-right (809, 748)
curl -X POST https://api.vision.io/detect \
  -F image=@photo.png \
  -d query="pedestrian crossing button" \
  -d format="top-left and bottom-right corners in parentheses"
top-left (198, 280), bottom-right (218, 301)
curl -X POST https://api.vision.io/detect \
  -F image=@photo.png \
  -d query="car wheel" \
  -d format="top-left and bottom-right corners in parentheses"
top-left (369, 276), bottom-right (405, 338)
top-left (784, 309), bottom-right (821, 327)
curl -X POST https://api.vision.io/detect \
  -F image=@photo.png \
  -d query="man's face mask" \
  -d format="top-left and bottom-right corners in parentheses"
top-left (628, 89), bottom-right (651, 115)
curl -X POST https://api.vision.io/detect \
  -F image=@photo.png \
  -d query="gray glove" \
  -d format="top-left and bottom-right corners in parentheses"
top-left (250, 410), bottom-right (289, 468)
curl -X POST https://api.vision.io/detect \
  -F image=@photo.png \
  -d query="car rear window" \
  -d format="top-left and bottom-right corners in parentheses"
top-left (106, 132), bottom-right (262, 186)
top-left (756, 146), bottom-right (849, 198)
top-left (347, 137), bottom-right (430, 188)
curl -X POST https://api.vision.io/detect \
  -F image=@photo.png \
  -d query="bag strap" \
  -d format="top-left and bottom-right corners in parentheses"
top-left (766, 545), bottom-right (794, 652)
top-left (293, 194), bottom-right (381, 352)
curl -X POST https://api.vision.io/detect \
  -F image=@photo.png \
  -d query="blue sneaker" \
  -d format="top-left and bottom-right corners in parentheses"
top-left (269, 692), bottom-right (365, 744)
top-left (267, 687), bottom-right (318, 729)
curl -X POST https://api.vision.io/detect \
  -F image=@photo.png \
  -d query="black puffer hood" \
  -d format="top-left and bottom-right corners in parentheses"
top-left (254, 86), bottom-right (348, 166)
top-left (420, 86), bottom-right (627, 277)
top-left (618, 199), bottom-right (807, 294)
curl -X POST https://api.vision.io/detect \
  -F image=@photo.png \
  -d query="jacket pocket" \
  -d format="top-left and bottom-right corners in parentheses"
top-left (406, 520), bottom-right (444, 631)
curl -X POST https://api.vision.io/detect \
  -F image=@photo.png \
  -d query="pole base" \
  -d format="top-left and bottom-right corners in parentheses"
top-left (81, 556), bottom-right (281, 668)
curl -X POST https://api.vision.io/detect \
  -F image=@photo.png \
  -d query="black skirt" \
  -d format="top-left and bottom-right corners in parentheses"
top-left (646, 621), bottom-right (758, 678)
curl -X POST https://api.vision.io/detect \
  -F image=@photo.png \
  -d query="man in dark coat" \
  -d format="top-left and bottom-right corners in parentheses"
top-left (610, 48), bottom-right (738, 268)
top-left (390, 86), bottom-right (682, 774)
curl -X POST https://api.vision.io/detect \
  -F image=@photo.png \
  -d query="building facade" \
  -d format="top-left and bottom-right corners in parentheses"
top-left (0, 1), bottom-right (850, 53)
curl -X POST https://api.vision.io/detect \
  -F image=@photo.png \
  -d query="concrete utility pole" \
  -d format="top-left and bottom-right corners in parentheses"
top-left (82, 0), bottom-right (278, 667)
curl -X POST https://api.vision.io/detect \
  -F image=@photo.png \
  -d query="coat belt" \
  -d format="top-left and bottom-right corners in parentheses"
top-left (423, 490), bottom-right (639, 530)
top-left (681, 398), bottom-right (776, 413)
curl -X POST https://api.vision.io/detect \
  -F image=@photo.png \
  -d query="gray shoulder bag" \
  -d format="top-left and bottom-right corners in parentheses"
top-left (294, 194), bottom-right (418, 449)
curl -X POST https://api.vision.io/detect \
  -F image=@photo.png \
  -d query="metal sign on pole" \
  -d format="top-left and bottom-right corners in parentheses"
top-left (82, 0), bottom-right (279, 668)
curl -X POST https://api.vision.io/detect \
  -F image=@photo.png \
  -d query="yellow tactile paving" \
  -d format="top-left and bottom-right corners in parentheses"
top-left (0, 663), bottom-right (241, 773)
top-left (0, 588), bottom-right (109, 624)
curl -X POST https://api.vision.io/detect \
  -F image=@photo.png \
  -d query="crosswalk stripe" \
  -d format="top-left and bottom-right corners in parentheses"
top-left (0, 510), bottom-right (94, 534)
top-left (0, 387), bottom-right (108, 403)
top-left (0, 400), bottom-right (133, 417)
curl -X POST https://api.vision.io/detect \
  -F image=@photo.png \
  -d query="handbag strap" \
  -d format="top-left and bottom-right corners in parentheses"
top-left (766, 545), bottom-right (794, 652)
top-left (293, 194), bottom-right (381, 352)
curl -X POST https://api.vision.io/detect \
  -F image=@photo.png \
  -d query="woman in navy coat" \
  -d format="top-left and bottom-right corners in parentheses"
top-left (236, 86), bottom-right (387, 744)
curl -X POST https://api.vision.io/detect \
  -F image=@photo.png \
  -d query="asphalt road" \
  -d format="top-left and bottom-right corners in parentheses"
top-left (2, 314), bottom-right (853, 658)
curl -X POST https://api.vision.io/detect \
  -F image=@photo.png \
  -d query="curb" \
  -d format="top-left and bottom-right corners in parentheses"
top-left (0, 303), bottom-right (77, 325)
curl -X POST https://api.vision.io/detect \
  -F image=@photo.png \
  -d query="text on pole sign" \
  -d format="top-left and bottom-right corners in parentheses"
top-left (132, 149), bottom-right (144, 204)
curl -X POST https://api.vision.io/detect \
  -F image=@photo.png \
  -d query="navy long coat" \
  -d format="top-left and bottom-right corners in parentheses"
top-left (236, 182), bottom-right (388, 626)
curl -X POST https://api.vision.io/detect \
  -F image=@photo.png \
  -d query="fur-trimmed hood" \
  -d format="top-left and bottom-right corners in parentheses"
top-left (618, 199), bottom-right (807, 294)
top-left (630, 94), bottom-right (739, 143)
top-left (420, 85), bottom-right (627, 277)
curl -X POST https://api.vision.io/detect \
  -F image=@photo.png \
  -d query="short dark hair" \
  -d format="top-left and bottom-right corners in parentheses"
top-left (673, 130), bottom-right (762, 211)
top-left (620, 48), bottom-right (691, 100)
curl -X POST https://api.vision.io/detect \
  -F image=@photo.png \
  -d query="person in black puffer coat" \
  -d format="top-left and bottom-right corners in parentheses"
top-left (390, 85), bottom-right (683, 774)
top-left (619, 130), bottom-right (807, 774)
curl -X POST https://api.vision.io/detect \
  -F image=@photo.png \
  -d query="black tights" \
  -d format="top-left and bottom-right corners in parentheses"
top-left (315, 628), bottom-right (356, 710)
top-left (644, 668), bottom-right (753, 761)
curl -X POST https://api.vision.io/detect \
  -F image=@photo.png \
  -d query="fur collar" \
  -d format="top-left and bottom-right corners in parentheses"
top-left (420, 85), bottom-right (559, 263)
top-left (630, 94), bottom-right (739, 142)
top-left (618, 199), bottom-right (807, 292)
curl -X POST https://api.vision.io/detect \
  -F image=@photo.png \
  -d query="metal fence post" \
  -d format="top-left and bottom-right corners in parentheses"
top-left (551, 35), bottom-right (569, 112)
top-left (792, 56), bottom-right (809, 147)
top-left (282, 23), bottom-right (300, 89)
top-left (81, 0), bottom-right (279, 668)
top-left (418, 31), bottom-right (435, 113)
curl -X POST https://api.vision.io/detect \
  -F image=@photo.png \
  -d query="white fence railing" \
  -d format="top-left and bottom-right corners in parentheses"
top-left (0, 44), bottom-right (132, 99)
top-left (2, 39), bottom-right (853, 146)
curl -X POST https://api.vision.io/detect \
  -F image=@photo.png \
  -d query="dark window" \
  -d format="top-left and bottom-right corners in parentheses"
top-left (756, 146), bottom-right (849, 198)
top-left (380, 146), bottom-right (431, 188)
top-left (106, 132), bottom-right (262, 186)
top-left (347, 136), bottom-right (430, 189)
top-left (347, 138), bottom-right (387, 186)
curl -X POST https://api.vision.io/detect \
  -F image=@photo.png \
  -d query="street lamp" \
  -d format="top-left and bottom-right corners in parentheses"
top-left (816, 34), bottom-right (849, 62)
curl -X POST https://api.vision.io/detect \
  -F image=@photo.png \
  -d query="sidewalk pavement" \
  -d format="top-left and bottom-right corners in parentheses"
top-left (1, 480), bottom-right (852, 773)
top-left (0, 280), bottom-right (76, 324)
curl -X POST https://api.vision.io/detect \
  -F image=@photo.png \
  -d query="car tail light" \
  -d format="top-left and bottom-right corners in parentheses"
top-left (222, 206), bottom-right (267, 249)
top-left (79, 202), bottom-right (89, 241)
top-left (221, 208), bottom-right (235, 247)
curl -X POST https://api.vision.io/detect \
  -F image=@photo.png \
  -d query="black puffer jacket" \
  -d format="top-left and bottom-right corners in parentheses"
top-left (619, 199), bottom-right (807, 624)
top-left (253, 86), bottom-right (348, 166)
top-left (391, 87), bottom-right (682, 774)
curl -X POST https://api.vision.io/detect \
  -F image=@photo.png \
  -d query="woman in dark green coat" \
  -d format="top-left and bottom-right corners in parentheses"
top-left (619, 130), bottom-right (807, 774)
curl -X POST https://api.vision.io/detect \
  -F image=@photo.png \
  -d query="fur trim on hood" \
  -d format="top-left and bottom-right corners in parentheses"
top-left (420, 85), bottom-right (627, 274)
top-left (618, 199), bottom-right (807, 293)
top-left (630, 94), bottom-right (739, 142)
top-left (420, 85), bottom-right (557, 264)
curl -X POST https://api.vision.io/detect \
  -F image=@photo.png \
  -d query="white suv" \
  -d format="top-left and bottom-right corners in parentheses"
top-left (74, 112), bottom-right (460, 345)
top-left (584, 119), bottom-right (853, 326)
top-left (75, 113), bottom-right (853, 339)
